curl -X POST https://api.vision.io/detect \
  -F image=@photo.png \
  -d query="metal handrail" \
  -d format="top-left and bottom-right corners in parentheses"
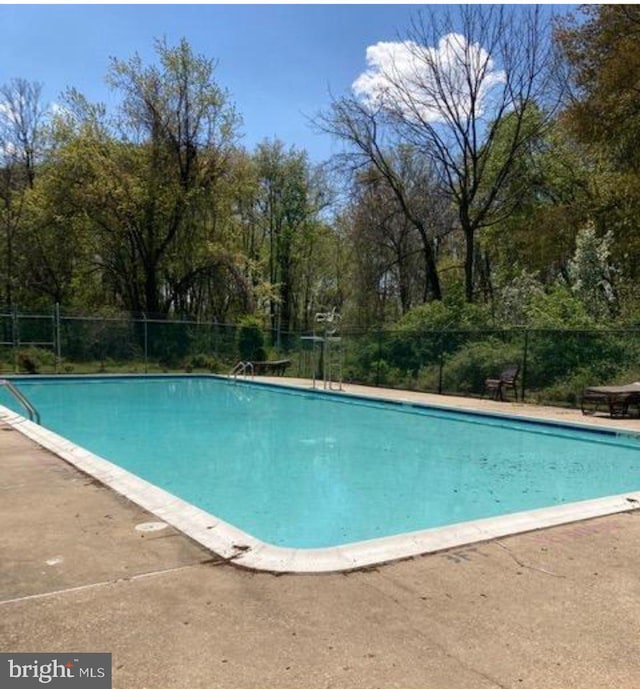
top-left (0, 379), bottom-right (40, 424)
top-left (229, 361), bottom-right (254, 380)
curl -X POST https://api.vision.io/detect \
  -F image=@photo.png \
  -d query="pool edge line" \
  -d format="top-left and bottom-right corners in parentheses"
top-left (2, 400), bottom-right (640, 574)
top-left (223, 375), bottom-right (640, 439)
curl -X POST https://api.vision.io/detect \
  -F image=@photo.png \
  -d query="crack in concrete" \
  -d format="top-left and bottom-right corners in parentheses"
top-left (0, 559), bottom-right (215, 607)
top-left (362, 571), bottom-right (512, 689)
top-left (494, 541), bottom-right (566, 578)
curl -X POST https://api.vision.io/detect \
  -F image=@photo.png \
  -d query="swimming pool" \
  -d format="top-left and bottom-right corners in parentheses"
top-left (3, 375), bottom-right (640, 571)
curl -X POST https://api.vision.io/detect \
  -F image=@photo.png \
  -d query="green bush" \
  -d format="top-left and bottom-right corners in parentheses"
top-left (383, 330), bottom-right (442, 376)
top-left (415, 364), bottom-right (441, 392)
top-left (373, 294), bottom-right (496, 378)
top-left (150, 321), bottom-right (192, 368)
top-left (533, 367), bottom-right (612, 407)
top-left (236, 316), bottom-right (266, 361)
top-left (395, 292), bottom-right (493, 332)
top-left (62, 315), bottom-right (140, 362)
top-left (525, 330), bottom-right (629, 390)
top-left (362, 359), bottom-right (405, 387)
top-left (187, 353), bottom-right (221, 372)
top-left (16, 347), bottom-right (56, 374)
top-left (526, 285), bottom-right (597, 329)
top-left (439, 338), bottom-right (523, 395)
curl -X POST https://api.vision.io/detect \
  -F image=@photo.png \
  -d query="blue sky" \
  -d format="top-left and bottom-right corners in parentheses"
top-left (0, 4), bottom-right (571, 162)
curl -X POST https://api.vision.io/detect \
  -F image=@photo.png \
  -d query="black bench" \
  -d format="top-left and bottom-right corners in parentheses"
top-left (250, 359), bottom-right (291, 376)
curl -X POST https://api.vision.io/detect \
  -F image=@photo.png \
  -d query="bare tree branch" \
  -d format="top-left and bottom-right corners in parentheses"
top-left (320, 5), bottom-right (561, 302)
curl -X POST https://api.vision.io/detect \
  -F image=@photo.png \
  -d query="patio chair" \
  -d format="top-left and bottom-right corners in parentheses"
top-left (484, 364), bottom-right (520, 402)
top-left (581, 382), bottom-right (640, 417)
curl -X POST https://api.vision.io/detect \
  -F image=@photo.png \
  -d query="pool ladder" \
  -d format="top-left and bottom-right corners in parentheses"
top-left (229, 361), bottom-right (254, 381)
top-left (0, 379), bottom-right (40, 424)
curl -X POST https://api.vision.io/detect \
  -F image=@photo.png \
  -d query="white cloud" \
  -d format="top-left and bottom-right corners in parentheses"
top-left (353, 34), bottom-right (505, 123)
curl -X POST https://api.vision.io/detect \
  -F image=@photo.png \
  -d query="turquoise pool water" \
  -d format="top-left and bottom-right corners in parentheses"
top-left (4, 376), bottom-right (640, 548)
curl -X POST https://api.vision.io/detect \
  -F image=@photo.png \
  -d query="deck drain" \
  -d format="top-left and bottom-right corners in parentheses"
top-left (135, 521), bottom-right (168, 533)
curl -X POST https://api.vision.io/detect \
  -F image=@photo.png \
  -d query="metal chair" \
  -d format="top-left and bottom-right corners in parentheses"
top-left (484, 365), bottom-right (520, 401)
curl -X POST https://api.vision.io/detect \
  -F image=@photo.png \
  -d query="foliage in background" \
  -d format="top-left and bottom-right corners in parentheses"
top-left (2, 10), bottom-right (640, 409)
top-left (235, 315), bottom-right (266, 362)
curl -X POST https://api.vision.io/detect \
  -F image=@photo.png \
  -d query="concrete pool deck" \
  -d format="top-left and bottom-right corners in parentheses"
top-left (3, 379), bottom-right (640, 686)
top-left (250, 375), bottom-right (640, 433)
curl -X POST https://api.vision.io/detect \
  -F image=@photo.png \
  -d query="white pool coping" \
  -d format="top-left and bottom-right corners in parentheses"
top-left (3, 380), bottom-right (640, 573)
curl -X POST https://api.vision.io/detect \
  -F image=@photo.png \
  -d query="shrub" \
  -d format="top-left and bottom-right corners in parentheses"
top-left (370, 359), bottom-right (405, 387)
top-left (439, 338), bottom-right (523, 395)
top-left (376, 292), bottom-right (495, 377)
top-left (415, 364), bottom-right (441, 392)
top-left (525, 329), bottom-right (628, 389)
top-left (526, 285), bottom-right (596, 329)
top-left (187, 353), bottom-right (221, 372)
top-left (62, 314), bottom-right (140, 362)
top-left (395, 292), bottom-right (493, 333)
top-left (236, 316), bottom-right (266, 361)
top-left (534, 367), bottom-right (612, 407)
top-left (17, 351), bottom-right (39, 374)
top-left (16, 347), bottom-right (56, 374)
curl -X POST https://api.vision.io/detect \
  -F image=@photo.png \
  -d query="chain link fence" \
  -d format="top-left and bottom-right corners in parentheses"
top-left (0, 307), bottom-right (638, 408)
top-left (339, 328), bottom-right (640, 407)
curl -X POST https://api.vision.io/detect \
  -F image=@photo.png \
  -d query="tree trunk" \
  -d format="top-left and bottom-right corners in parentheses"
top-left (464, 226), bottom-right (474, 303)
top-left (460, 203), bottom-right (475, 303)
top-left (423, 235), bottom-right (442, 301)
top-left (144, 262), bottom-right (161, 316)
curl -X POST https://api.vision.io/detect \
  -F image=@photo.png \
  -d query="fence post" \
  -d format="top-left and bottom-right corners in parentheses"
top-left (375, 329), bottom-right (382, 387)
top-left (521, 329), bottom-right (529, 402)
top-left (438, 333), bottom-right (444, 394)
top-left (11, 309), bottom-right (18, 373)
top-left (143, 313), bottom-right (148, 374)
top-left (54, 302), bottom-right (61, 373)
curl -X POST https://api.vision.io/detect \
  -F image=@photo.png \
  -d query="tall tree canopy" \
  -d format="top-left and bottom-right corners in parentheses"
top-left (321, 5), bottom-right (560, 302)
top-left (0, 79), bottom-right (48, 309)
top-left (557, 5), bottom-right (640, 172)
top-left (5, 13), bottom-right (640, 340)
top-left (54, 38), bottom-right (245, 317)
top-left (556, 5), bottom-right (640, 298)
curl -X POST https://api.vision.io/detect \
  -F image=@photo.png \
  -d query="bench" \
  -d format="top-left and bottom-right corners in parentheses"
top-left (250, 359), bottom-right (291, 376)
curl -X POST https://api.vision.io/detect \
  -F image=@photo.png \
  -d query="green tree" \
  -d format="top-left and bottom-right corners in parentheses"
top-left (51, 38), bottom-right (244, 317)
top-left (479, 113), bottom-right (594, 302)
top-left (556, 5), bottom-right (640, 173)
top-left (12, 173), bottom-right (88, 308)
top-left (106, 37), bottom-right (242, 316)
top-left (0, 79), bottom-right (48, 309)
top-left (337, 160), bottom-right (452, 327)
top-left (556, 6), bottom-right (640, 308)
top-left (249, 139), bottom-right (329, 333)
top-left (568, 222), bottom-right (618, 320)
